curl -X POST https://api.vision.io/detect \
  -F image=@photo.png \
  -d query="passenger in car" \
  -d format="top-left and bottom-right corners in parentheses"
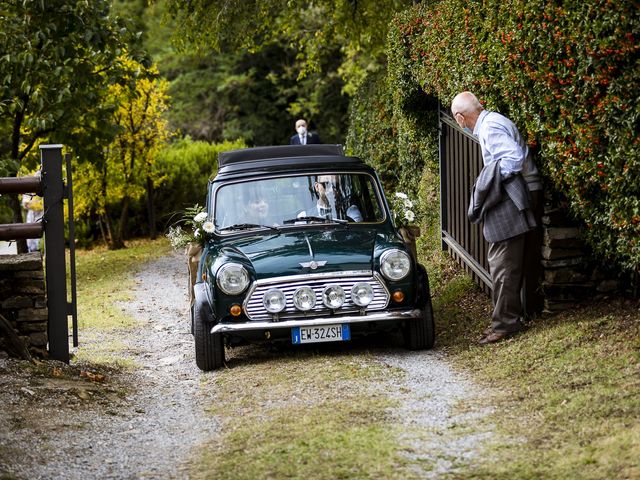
top-left (314, 175), bottom-right (363, 222)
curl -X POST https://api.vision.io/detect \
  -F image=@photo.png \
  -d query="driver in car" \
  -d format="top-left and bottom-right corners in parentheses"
top-left (244, 190), bottom-right (279, 226)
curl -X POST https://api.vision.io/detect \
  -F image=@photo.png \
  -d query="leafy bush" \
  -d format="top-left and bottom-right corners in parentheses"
top-left (346, 69), bottom-right (398, 193)
top-left (347, 67), bottom-right (440, 201)
top-left (154, 137), bottom-right (246, 232)
top-left (384, 0), bottom-right (639, 270)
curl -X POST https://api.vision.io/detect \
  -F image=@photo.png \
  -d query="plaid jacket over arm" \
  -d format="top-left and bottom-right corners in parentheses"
top-left (468, 160), bottom-right (537, 243)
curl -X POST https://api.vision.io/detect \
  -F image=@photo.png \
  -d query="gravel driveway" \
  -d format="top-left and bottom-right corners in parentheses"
top-left (0, 252), bottom-right (493, 479)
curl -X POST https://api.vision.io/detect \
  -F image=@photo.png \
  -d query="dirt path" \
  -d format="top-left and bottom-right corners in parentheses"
top-left (0, 252), bottom-right (493, 479)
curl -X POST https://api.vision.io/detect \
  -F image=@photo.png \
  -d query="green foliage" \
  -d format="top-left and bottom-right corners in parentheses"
top-left (383, 0), bottom-right (640, 270)
top-left (347, 61), bottom-right (439, 205)
top-left (0, 196), bottom-right (11, 223)
top-left (72, 58), bottom-right (172, 249)
top-left (154, 137), bottom-right (246, 231)
top-left (0, 0), bottom-right (140, 252)
top-left (346, 69), bottom-right (398, 192)
top-left (0, 0), bottom-right (135, 170)
top-left (142, 0), bottom-right (348, 146)
top-left (164, 0), bottom-right (413, 95)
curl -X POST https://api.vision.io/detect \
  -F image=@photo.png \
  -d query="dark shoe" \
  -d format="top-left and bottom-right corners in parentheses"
top-left (478, 330), bottom-right (520, 345)
top-left (478, 326), bottom-right (493, 342)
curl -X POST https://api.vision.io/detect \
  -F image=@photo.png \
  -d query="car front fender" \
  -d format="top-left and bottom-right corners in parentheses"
top-left (193, 281), bottom-right (215, 324)
top-left (415, 263), bottom-right (432, 309)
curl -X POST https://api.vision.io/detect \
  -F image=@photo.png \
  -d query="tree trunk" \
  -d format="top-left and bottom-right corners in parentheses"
top-left (9, 104), bottom-right (29, 254)
top-left (110, 196), bottom-right (129, 250)
top-left (146, 175), bottom-right (156, 240)
top-left (97, 215), bottom-right (106, 245)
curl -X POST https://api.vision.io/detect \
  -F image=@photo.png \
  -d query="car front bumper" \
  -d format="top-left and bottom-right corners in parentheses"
top-left (210, 308), bottom-right (422, 334)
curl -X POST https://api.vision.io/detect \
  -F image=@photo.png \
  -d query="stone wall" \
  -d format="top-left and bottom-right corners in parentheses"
top-left (541, 205), bottom-right (621, 312)
top-left (0, 253), bottom-right (48, 357)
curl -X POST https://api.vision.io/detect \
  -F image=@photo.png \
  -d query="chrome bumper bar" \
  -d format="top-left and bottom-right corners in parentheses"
top-left (211, 308), bottom-right (422, 334)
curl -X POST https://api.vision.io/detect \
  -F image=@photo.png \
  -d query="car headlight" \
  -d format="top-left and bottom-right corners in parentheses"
top-left (293, 286), bottom-right (316, 311)
top-left (351, 282), bottom-right (374, 307)
top-left (322, 285), bottom-right (345, 309)
top-left (380, 249), bottom-right (411, 281)
top-left (263, 288), bottom-right (286, 313)
top-left (216, 263), bottom-right (250, 295)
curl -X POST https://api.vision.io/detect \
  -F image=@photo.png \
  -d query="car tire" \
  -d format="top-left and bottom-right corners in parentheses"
top-left (403, 267), bottom-right (435, 350)
top-left (193, 300), bottom-right (225, 371)
top-left (404, 296), bottom-right (435, 350)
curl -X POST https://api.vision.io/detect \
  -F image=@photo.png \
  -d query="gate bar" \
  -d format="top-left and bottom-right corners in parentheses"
top-left (65, 153), bottom-right (78, 348)
top-left (41, 144), bottom-right (69, 363)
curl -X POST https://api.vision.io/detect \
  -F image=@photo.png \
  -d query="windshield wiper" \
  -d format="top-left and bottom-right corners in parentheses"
top-left (220, 223), bottom-right (280, 232)
top-left (283, 215), bottom-right (348, 225)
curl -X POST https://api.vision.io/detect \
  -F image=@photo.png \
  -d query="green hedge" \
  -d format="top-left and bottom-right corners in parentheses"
top-left (346, 69), bottom-right (398, 193)
top-left (381, 0), bottom-right (639, 270)
top-left (154, 137), bottom-right (246, 230)
top-left (347, 67), bottom-right (439, 203)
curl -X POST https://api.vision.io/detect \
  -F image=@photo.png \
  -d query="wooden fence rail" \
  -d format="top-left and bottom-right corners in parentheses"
top-left (0, 174), bottom-right (44, 242)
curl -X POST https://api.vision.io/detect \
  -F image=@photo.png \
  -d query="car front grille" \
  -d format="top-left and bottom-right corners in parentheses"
top-left (243, 270), bottom-right (390, 322)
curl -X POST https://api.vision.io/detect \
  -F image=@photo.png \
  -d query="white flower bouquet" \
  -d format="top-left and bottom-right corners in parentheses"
top-left (390, 192), bottom-right (418, 228)
top-left (166, 204), bottom-right (215, 251)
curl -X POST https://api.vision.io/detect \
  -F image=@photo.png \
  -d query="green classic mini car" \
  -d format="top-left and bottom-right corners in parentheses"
top-left (191, 144), bottom-right (434, 370)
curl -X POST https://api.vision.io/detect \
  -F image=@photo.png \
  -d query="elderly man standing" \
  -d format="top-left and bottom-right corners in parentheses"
top-left (290, 119), bottom-right (321, 145)
top-left (451, 91), bottom-right (543, 345)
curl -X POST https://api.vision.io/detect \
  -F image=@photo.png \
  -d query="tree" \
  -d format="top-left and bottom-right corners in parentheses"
top-left (74, 59), bottom-right (171, 249)
top-left (117, 0), bottom-right (347, 147)
top-left (164, 0), bottom-right (413, 94)
top-left (0, 0), bottom-right (135, 252)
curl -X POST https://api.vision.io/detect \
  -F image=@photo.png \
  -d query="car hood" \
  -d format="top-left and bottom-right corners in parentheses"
top-left (218, 228), bottom-right (391, 279)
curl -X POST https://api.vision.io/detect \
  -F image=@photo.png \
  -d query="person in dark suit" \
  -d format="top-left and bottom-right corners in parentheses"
top-left (290, 119), bottom-right (321, 145)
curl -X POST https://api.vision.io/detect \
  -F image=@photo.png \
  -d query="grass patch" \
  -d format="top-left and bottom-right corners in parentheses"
top-left (415, 217), bottom-right (640, 478)
top-left (73, 339), bottom-right (138, 371)
top-left (192, 350), bottom-right (415, 479)
top-left (424, 234), bottom-right (640, 477)
top-left (75, 238), bottom-right (171, 330)
top-left (451, 303), bottom-right (640, 479)
top-left (72, 238), bottom-right (171, 368)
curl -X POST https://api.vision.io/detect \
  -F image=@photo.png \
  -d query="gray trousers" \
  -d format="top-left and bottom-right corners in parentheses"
top-left (488, 233), bottom-right (526, 333)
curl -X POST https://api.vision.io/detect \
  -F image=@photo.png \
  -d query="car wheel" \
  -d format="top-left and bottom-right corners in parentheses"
top-left (193, 299), bottom-right (225, 371)
top-left (403, 269), bottom-right (435, 350)
top-left (403, 296), bottom-right (435, 350)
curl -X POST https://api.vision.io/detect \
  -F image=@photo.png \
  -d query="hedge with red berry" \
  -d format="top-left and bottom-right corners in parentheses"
top-left (382, 0), bottom-right (639, 270)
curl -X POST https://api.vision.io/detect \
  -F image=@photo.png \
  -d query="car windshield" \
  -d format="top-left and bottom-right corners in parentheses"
top-left (214, 173), bottom-right (385, 231)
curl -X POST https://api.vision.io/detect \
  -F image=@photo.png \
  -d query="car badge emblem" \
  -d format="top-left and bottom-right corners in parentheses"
top-left (300, 260), bottom-right (327, 270)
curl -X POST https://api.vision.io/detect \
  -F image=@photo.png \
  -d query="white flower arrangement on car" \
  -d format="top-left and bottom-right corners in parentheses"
top-left (391, 192), bottom-right (417, 228)
top-left (390, 191), bottom-right (421, 259)
top-left (166, 204), bottom-right (215, 251)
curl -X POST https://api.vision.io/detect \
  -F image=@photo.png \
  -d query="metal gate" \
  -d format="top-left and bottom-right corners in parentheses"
top-left (439, 108), bottom-right (491, 293)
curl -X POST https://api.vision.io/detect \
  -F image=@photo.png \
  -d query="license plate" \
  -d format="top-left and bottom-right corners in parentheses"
top-left (291, 324), bottom-right (351, 344)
